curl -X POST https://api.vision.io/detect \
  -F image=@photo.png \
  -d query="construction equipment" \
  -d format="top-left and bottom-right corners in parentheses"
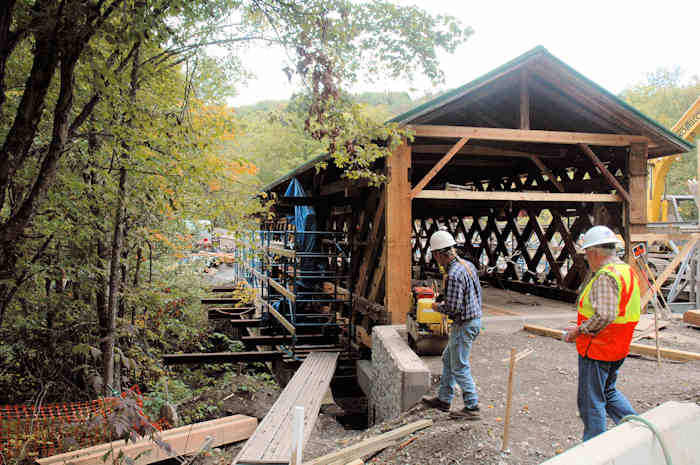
top-left (648, 95), bottom-right (700, 222)
top-left (406, 286), bottom-right (451, 355)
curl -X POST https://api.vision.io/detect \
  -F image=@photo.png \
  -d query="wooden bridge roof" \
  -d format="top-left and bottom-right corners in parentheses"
top-left (391, 46), bottom-right (693, 158)
top-left (262, 46), bottom-right (693, 194)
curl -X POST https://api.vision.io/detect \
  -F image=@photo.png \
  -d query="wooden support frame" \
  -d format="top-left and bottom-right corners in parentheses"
top-left (641, 238), bottom-right (699, 307)
top-left (257, 297), bottom-right (297, 335)
top-left (414, 190), bottom-right (622, 203)
top-left (628, 142), bottom-right (648, 224)
top-left (410, 137), bottom-right (469, 198)
top-left (355, 192), bottom-right (385, 297)
top-left (385, 143), bottom-right (412, 324)
top-left (528, 155), bottom-right (565, 192)
top-left (578, 143), bottom-right (631, 203)
top-left (408, 124), bottom-right (653, 147)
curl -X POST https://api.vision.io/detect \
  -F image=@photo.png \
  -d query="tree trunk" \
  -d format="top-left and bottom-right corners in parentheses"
top-left (102, 167), bottom-right (126, 394)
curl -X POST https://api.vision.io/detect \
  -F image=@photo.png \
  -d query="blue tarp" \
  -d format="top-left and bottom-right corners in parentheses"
top-left (284, 178), bottom-right (317, 254)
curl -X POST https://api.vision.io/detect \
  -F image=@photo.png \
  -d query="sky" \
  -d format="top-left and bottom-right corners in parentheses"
top-left (228, 0), bottom-right (700, 107)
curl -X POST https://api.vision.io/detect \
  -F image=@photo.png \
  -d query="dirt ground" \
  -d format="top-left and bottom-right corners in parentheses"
top-left (206, 269), bottom-right (700, 464)
top-left (295, 318), bottom-right (700, 465)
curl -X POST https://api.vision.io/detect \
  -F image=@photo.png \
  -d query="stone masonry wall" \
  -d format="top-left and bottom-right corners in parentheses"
top-left (369, 325), bottom-right (430, 425)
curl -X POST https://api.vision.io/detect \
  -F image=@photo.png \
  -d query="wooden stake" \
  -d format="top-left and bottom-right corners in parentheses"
top-left (502, 347), bottom-right (516, 451)
top-left (291, 406), bottom-right (304, 465)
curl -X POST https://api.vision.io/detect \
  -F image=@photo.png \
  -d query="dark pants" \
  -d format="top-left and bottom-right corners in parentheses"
top-left (577, 354), bottom-right (636, 441)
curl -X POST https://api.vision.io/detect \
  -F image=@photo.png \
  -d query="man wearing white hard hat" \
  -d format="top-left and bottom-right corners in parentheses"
top-left (421, 230), bottom-right (483, 420)
top-left (564, 225), bottom-right (641, 441)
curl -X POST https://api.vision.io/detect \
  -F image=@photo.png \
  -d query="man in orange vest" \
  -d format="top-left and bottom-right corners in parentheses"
top-left (564, 225), bottom-right (640, 441)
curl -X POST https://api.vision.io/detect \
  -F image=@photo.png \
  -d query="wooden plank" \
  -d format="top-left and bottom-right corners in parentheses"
top-left (268, 246), bottom-right (296, 259)
top-left (227, 319), bottom-right (263, 327)
top-left (578, 143), bottom-right (631, 203)
top-left (269, 277), bottom-right (296, 302)
top-left (523, 324), bottom-right (700, 361)
top-left (38, 415), bottom-right (257, 465)
top-left (208, 308), bottom-right (256, 320)
top-left (301, 419), bottom-right (432, 465)
top-left (257, 298), bottom-right (296, 335)
top-left (407, 125), bottom-right (651, 147)
top-left (234, 352), bottom-right (339, 464)
top-left (241, 334), bottom-right (333, 346)
top-left (163, 351), bottom-right (282, 365)
top-left (409, 137), bottom-right (469, 198)
top-left (683, 310), bottom-right (700, 327)
top-left (414, 190), bottom-right (622, 203)
top-left (631, 233), bottom-right (700, 242)
top-left (201, 298), bottom-right (243, 305)
top-left (641, 238), bottom-right (699, 307)
top-left (385, 142), bottom-right (412, 325)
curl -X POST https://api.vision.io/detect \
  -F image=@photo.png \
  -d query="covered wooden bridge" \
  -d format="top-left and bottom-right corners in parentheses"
top-left (256, 46), bottom-right (693, 348)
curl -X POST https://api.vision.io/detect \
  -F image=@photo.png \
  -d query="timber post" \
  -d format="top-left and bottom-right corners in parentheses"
top-left (385, 142), bottom-right (412, 324)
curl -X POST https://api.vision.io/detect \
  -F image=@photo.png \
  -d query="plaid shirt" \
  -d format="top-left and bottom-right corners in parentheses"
top-left (579, 256), bottom-right (621, 336)
top-left (438, 257), bottom-right (482, 322)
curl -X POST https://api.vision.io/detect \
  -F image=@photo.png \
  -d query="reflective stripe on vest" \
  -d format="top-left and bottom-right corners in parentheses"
top-left (576, 263), bottom-right (641, 361)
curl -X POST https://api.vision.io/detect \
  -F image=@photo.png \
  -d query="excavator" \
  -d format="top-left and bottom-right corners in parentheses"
top-left (648, 96), bottom-right (700, 222)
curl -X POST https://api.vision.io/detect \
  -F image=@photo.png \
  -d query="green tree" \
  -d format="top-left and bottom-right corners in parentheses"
top-left (620, 67), bottom-right (700, 195)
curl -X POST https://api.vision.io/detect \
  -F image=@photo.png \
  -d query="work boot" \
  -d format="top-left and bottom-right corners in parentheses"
top-left (421, 395), bottom-right (450, 412)
top-left (449, 405), bottom-right (481, 420)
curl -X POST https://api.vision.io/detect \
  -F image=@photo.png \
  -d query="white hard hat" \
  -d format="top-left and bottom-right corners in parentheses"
top-left (430, 230), bottom-right (456, 252)
top-left (581, 225), bottom-right (622, 250)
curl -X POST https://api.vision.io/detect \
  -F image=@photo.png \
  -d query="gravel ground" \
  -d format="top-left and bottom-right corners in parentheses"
top-left (301, 319), bottom-right (700, 465)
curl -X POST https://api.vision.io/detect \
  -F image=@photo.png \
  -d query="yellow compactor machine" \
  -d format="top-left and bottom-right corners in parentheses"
top-left (406, 286), bottom-right (451, 355)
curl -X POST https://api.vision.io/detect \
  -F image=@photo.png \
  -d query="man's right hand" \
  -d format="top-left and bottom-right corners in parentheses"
top-left (563, 326), bottom-right (579, 343)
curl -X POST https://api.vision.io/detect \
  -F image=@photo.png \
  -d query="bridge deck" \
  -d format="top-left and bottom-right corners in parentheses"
top-left (234, 352), bottom-right (339, 464)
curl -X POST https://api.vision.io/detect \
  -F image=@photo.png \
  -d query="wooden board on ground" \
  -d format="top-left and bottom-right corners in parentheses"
top-left (234, 352), bottom-right (339, 465)
top-left (683, 310), bottom-right (700, 327)
top-left (163, 351), bottom-right (282, 365)
top-left (37, 415), bottom-right (257, 465)
top-left (301, 419), bottom-right (432, 465)
top-left (523, 324), bottom-right (700, 361)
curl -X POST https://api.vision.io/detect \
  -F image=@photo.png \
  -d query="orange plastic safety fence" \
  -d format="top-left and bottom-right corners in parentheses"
top-left (0, 387), bottom-right (162, 464)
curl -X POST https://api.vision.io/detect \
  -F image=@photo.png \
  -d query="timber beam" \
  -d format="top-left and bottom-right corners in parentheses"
top-left (407, 124), bottom-right (654, 147)
top-left (163, 351), bottom-right (283, 365)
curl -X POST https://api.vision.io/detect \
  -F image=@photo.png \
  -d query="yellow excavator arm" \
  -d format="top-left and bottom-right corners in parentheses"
top-left (648, 96), bottom-right (700, 222)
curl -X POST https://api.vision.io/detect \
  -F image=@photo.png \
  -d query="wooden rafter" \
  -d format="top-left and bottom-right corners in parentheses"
top-left (577, 143), bottom-right (631, 203)
top-left (408, 125), bottom-right (653, 147)
top-left (410, 137), bottom-right (469, 198)
top-left (528, 155), bottom-right (565, 192)
top-left (520, 69), bottom-right (530, 130)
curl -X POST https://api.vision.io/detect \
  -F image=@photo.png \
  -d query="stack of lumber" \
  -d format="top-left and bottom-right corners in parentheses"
top-left (233, 352), bottom-right (339, 464)
top-left (37, 415), bottom-right (257, 465)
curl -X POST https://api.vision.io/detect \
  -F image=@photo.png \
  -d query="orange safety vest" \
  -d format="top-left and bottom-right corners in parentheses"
top-left (576, 262), bottom-right (641, 361)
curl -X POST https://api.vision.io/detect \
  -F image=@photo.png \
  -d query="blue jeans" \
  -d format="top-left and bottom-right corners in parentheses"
top-left (577, 355), bottom-right (636, 441)
top-left (438, 318), bottom-right (481, 409)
